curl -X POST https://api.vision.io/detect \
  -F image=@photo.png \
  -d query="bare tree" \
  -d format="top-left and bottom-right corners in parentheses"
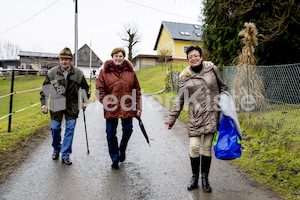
top-left (158, 49), bottom-right (172, 70)
top-left (119, 23), bottom-right (141, 63)
top-left (158, 49), bottom-right (172, 64)
top-left (0, 40), bottom-right (21, 59)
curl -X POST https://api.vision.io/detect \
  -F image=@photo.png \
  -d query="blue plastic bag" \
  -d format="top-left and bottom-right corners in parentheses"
top-left (214, 115), bottom-right (242, 160)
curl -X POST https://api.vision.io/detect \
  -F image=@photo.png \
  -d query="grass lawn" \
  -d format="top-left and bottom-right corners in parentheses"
top-left (137, 62), bottom-right (188, 94)
top-left (0, 76), bottom-right (49, 155)
top-left (136, 63), bottom-right (300, 200)
top-left (233, 111), bottom-right (300, 199)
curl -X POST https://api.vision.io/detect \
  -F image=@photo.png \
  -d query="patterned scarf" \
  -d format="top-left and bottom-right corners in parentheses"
top-left (111, 61), bottom-right (127, 74)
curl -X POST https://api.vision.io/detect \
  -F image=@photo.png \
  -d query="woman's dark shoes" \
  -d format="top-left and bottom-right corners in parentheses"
top-left (201, 174), bottom-right (212, 192)
top-left (52, 152), bottom-right (59, 160)
top-left (120, 150), bottom-right (126, 162)
top-left (187, 174), bottom-right (199, 190)
top-left (201, 155), bottom-right (212, 192)
top-left (62, 157), bottom-right (72, 165)
top-left (111, 161), bottom-right (119, 170)
top-left (187, 156), bottom-right (200, 190)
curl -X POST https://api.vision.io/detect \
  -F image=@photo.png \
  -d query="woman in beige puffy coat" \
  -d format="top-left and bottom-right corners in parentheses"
top-left (165, 46), bottom-right (227, 192)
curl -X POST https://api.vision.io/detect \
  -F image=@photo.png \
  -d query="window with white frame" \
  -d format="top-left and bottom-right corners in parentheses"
top-left (184, 46), bottom-right (191, 53)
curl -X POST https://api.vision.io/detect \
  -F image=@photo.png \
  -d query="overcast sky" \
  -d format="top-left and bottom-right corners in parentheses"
top-left (0, 0), bottom-right (202, 61)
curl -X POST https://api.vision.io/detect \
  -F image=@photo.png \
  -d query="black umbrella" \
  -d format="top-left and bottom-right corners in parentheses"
top-left (135, 116), bottom-right (151, 147)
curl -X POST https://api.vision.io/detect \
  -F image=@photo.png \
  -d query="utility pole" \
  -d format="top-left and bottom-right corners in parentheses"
top-left (89, 39), bottom-right (92, 87)
top-left (74, 0), bottom-right (78, 67)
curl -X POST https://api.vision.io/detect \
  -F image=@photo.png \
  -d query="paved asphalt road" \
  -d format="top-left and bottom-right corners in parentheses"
top-left (0, 95), bottom-right (282, 200)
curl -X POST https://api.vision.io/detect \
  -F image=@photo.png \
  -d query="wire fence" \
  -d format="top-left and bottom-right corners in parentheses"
top-left (223, 63), bottom-right (300, 133)
top-left (1, 69), bottom-right (97, 132)
top-left (0, 69), bottom-right (42, 132)
top-left (0, 102), bottom-right (40, 121)
top-left (0, 87), bottom-right (41, 99)
top-left (164, 63), bottom-right (300, 133)
top-left (0, 88), bottom-right (41, 120)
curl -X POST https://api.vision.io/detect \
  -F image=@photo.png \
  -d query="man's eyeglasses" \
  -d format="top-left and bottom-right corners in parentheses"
top-left (188, 54), bottom-right (201, 60)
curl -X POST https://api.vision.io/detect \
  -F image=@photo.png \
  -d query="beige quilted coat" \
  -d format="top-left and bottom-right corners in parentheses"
top-left (165, 61), bottom-right (228, 137)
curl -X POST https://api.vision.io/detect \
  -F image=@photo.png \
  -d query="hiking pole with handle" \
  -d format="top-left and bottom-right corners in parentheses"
top-left (82, 106), bottom-right (90, 154)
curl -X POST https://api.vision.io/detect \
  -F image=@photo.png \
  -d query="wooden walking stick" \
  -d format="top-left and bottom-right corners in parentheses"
top-left (82, 108), bottom-right (90, 154)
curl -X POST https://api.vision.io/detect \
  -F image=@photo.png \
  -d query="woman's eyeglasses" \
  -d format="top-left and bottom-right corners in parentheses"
top-left (188, 54), bottom-right (201, 60)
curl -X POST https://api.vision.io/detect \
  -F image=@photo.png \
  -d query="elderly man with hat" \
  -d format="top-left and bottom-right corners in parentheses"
top-left (40, 47), bottom-right (90, 165)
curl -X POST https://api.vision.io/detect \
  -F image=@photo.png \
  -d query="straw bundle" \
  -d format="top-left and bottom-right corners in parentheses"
top-left (233, 22), bottom-right (266, 111)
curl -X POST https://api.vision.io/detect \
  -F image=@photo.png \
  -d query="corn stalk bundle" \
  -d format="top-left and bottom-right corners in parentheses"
top-left (233, 22), bottom-right (266, 111)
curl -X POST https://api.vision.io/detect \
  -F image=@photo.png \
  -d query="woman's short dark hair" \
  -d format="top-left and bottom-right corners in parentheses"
top-left (186, 46), bottom-right (202, 59)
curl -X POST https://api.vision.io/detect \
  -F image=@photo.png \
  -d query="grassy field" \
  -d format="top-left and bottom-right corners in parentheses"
top-left (135, 63), bottom-right (300, 200)
top-left (137, 62), bottom-right (187, 94)
top-left (0, 76), bottom-right (49, 155)
top-left (233, 112), bottom-right (300, 199)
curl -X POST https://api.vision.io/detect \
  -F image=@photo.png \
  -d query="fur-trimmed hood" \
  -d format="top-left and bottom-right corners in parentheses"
top-left (179, 61), bottom-right (215, 80)
top-left (96, 58), bottom-right (141, 119)
top-left (103, 59), bottom-right (134, 72)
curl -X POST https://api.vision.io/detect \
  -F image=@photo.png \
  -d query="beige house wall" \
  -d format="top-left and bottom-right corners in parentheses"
top-left (20, 62), bottom-right (39, 70)
top-left (140, 58), bottom-right (156, 66)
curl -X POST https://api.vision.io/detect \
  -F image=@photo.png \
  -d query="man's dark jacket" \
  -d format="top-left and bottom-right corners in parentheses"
top-left (40, 65), bottom-right (90, 121)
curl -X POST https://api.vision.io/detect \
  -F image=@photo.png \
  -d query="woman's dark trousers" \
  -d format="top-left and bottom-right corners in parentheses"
top-left (106, 118), bottom-right (133, 162)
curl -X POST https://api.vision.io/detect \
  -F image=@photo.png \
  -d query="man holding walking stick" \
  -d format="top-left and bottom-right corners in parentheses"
top-left (40, 47), bottom-right (90, 165)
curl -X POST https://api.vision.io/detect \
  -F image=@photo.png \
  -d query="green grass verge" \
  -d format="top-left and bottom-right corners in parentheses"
top-left (0, 76), bottom-right (49, 156)
top-left (136, 63), bottom-right (300, 200)
top-left (233, 112), bottom-right (300, 200)
top-left (136, 62), bottom-right (188, 94)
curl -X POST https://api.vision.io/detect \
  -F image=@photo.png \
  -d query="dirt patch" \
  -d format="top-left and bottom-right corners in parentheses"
top-left (0, 126), bottom-right (50, 183)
